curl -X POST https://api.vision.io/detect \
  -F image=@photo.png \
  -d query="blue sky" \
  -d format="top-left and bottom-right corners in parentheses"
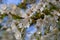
top-left (1, 0), bottom-right (40, 9)
top-left (1, 16), bottom-right (9, 26)
top-left (2, 0), bottom-right (40, 5)
top-left (2, 0), bottom-right (22, 5)
top-left (25, 24), bottom-right (37, 40)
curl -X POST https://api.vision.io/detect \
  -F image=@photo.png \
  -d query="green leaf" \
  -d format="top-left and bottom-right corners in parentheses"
top-left (0, 24), bottom-right (2, 29)
top-left (57, 21), bottom-right (60, 31)
top-left (58, 16), bottom-right (60, 21)
top-left (31, 12), bottom-right (41, 20)
top-left (56, 0), bottom-right (59, 1)
top-left (10, 13), bottom-right (24, 19)
top-left (40, 14), bottom-right (44, 19)
top-left (17, 3), bottom-right (27, 9)
top-left (42, 8), bottom-right (53, 17)
top-left (30, 19), bottom-right (36, 25)
top-left (49, 2), bottom-right (59, 11)
top-left (0, 13), bottom-right (8, 19)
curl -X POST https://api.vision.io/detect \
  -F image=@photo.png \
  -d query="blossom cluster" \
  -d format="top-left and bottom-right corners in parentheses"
top-left (0, 0), bottom-right (60, 40)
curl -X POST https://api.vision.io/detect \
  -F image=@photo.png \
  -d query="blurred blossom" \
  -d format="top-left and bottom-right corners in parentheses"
top-left (0, 0), bottom-right (60, 40)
